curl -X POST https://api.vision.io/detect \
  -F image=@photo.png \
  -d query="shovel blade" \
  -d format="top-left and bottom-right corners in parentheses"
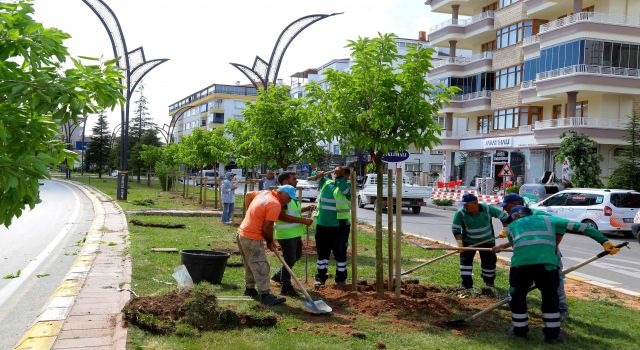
top-left (303, 299), bottom-right (332, 314)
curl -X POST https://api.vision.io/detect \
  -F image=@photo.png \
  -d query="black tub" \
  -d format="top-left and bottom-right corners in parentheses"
top-left (180, 250), bottom-right (231, 284)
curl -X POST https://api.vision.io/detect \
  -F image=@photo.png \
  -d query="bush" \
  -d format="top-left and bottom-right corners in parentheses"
top-left (505, 185), bottom-right (521, 194)
top-left (432, 199), bottom-right (454, 206)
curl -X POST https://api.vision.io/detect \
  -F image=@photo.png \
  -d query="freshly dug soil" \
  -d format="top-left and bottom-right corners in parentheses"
top-left (129, 219), bottom-right (186, 229)
top-left (123, 290), bottom-right (277, 334)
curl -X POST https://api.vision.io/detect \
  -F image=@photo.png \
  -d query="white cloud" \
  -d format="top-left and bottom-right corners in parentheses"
top-left (33, 0), bottom-right (447, 133)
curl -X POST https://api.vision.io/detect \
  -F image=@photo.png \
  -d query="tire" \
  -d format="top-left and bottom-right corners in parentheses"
top-left (411, 206), bottom-right (421, 214)
top-left (582, 219), bottom-right (598, 231)
top-left (309, 197), bottom-right (316, 203)
top-left (358, 196), bottom-right (365, 209)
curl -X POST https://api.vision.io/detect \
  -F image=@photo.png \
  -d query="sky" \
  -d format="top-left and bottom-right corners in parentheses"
top-left (33, 0), bottom-right (448, 135)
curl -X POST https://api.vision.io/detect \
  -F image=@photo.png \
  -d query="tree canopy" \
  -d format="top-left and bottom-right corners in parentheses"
top-left (607, 113), bottom-right (640, 190)
top-left (178, 128), bottom-right (232, 170)
top-left (86, 111), bottom-right (112, 178)
top-left (555, 131), bottom-right (603, 188)
top-left (0, 1), bottom-right (123, 226)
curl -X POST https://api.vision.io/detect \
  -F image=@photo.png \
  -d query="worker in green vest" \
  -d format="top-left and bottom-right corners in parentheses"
top-left (452, 193), bottom-right (510, 290)
top-left (271, 172), bottom-right (315, 297)
top-left (311, 166), bottom-right (351, 288)
top-left (493, 206), bottom-right (619, 343)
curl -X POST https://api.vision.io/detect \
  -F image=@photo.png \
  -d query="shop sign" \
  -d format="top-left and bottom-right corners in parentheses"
top-left (381, 151), bottom-right (410, 163)
top-left (483, 137), bottom-right (512, 149)
top-left (493, 150), bottom-right (509, 163)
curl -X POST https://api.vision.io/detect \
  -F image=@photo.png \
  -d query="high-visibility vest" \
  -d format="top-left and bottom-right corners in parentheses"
top-left (275, 199), bottom-right (304, 239)
top-left (315, 180), bottom-right (351, 222)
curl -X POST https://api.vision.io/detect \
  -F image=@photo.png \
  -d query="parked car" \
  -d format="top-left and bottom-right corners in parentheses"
top-left (296, 179), bottom-right (319, 202)
top-left (357, 174), bottom-right (431, 214)
top-left (632, 210), bottom-right (640, 244)
top-left (195, 170), bottom-right (219, 186)
top-left (519, 183), bottom-right (562, 205)
top-left (530, 189), bottom-right (640, 236)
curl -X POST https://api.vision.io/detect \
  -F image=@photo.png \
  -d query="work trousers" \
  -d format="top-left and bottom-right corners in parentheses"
top-left (459, 242), bottom-right (496, 288)
top-left (237, 235), bottom-right (271, 294)
top-left (315, 223), bottom-right (350, 283)
top-left (272, 237), bottom-right (303, 288)
top-left (222, 202), bottom-right (234, 223)
top-left (510, 264), bottom-right (561, 340)
top-left (557, 249), bottom-right (568, 313)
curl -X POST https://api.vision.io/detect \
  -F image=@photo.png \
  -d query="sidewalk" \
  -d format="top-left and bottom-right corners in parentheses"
top-left (15, 181), bottom-right (131, 350)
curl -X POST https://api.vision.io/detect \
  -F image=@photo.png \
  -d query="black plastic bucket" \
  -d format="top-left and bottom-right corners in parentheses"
top-left (180, 250), bottom-right (230, 284)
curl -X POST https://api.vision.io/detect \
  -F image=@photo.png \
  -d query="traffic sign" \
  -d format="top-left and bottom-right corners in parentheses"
top-left (381, 151), bottom-right (410, 163)
top-left (498, 163), bottom-right (513, 177)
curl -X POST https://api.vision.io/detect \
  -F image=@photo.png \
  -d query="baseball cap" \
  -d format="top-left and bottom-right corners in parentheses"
top-left (277, 185), bottom-right (297, 200)
top-left (461, 193), bottom-right (478, 204)
top-left (510, 205), bottom-right (532, 220)
top-left (498, 193), bottom-right (524, 207)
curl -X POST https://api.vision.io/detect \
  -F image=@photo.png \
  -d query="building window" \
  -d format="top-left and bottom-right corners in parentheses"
top-left (499, 0), bottom-right (519, 8)
top-left (496, 20), bottom-right (545, 49)
top-left (430, 164), bottom-right (443, 174)
top-left (495, 65), bottom-right (522, 90)
top-left (442, 72), bottom-right (495, 95)
top-left (333, 145), bottom-right (340, 155)
top-left (234, 100), bottom-right (245, 109)
top-left (483, 2), bottom-right (498, 12)
top-left (552, 104), bottom-right (562, 119)
top-left (576, 101), bottom-right (588, 118)
top-left (201, 118), bottom-right (207, 127)
top-left (405, 163), bottom-right (421, 172)
top-left (477, 115), bottom-right (491, 134)
top-left (492, 107), bottom-right (542, 130)
top-left (208, 113), bottom-right (224, 124)
top-left (481, 40), bottom-right (496, 53)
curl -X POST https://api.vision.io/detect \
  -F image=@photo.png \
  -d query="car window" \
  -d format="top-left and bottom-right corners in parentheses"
top-left (543, 193), bottom-right (569, 206)
top-left (565, 193), bottom-right (604, 206)
top-left (610, 192), bottom-right (640, 208)
top-left (544, 185), bottom-right (560, 195)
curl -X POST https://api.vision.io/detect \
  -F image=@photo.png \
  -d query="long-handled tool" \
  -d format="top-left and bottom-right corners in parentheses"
top-left (402, 237), bottom-right (498, 276)
top-left (446, 241), bottom-right (630, 326)
top-left (274, 250), bottom-right (332, 314)
top-left (420, 246), bottom-right (513, 252)
top-left (308, 169), bottom-right (335, 181)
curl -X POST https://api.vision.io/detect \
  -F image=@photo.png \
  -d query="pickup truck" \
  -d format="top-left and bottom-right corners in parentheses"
top-left (357, 174), bottom-right (431, 214)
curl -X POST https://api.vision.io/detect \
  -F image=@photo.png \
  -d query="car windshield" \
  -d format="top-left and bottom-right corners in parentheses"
top-left (610, 192), bottom-right (640, 208)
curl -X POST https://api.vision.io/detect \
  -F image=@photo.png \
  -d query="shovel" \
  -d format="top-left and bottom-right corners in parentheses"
top-left (446, 241), bottom-right (630, 326)
top-left (402, 237), bottom-right (498, 276)
top-left (420, 246), bottom-right (513, 252)
top-left (274, 250), bottom-right (332, 315)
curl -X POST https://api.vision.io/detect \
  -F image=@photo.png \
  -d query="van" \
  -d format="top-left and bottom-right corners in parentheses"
top-left (530, 189), bottom-right (640, 235)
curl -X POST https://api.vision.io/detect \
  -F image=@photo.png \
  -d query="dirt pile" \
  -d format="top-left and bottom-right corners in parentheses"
top-left (123, 284), bottom-right (277, 335)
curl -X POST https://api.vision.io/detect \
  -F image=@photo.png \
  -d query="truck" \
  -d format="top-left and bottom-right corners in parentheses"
top-left (357, 174), bottom-right (432, 214)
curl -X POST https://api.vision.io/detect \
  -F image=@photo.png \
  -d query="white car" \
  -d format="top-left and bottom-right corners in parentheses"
top-left (296, 179), bottom-right (319, 202)
top-left (530, 188), bottom-right (640, 236)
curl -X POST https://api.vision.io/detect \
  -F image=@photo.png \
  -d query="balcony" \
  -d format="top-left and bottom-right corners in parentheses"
top-left (430, 52), bottom-right (493, 77)
top-left (534, 64), bottom-right (640, 96)
top-left (429, 11), bottom-right (495, 49)
top-left (540, 12), bottom-right (640, 34)
top-left (442, 90), bottom-right (492, 114)
top-left (534, 117), bottom-right (626, 145)
top-left (537, 12), bottom-right (640, 44)
top-left (535, 117), bottom-right (623, 130)
top-left (426, 0), bottom-right (497, 16)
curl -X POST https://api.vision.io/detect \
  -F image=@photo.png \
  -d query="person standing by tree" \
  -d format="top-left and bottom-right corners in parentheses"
top-left (221, 172), bottom-right (238, 224)
top-left (452, 194), bottom-right (509, 291)
top-left (271, 172), bottom-right (315, 296)
top-left (311, 166), bottom-right (351, 289)
top-left (261, 171), bottom-right (278, 190)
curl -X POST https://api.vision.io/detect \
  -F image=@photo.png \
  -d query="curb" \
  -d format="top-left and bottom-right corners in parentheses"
top-left (14, 180), bottom-right (130, 350)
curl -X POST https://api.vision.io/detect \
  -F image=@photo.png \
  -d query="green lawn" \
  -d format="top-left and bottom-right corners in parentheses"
top-left (72, 177), bottom-right (640, 349)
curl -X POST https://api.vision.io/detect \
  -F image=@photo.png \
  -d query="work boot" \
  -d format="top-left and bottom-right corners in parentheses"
top-left (260, 293), bottom-right (286, 306)
top-left (544, 331), bottom-right (565, 344)
top-left (243, 288), bottom-right (259, 298)
top-left (335, 281), bottom-right (347, 290)
top-left (314, 276), bottom-right (327, 287)
top-left (280, 285), bottom-right (300, 297)
top-left (508, 327), bottom-right (527, 339)
top-left (271, 272), bottom-right (281, 285)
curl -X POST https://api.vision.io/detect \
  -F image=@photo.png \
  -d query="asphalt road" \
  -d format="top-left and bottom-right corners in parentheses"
top-left (0, 180), bottom-right (94, 349)
top-left (356, 205), bottom-right (640, 294)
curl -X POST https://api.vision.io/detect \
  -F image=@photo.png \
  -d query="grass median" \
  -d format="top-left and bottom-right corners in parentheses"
top-left (75, 177), bottom-right (640, 349)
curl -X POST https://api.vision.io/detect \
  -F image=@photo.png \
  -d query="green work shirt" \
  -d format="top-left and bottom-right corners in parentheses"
top-left (507, 215), bottom-right (608, 268)
top-left (452, 203), bottom-right (509, 244)
top-left (315, 176), bottom-right (351, 227)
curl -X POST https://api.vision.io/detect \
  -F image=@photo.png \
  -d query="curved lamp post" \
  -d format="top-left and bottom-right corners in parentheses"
top-left (230, 13), bottom-right (342, 90)
top-left (82, 0), bottom-right (169, 200)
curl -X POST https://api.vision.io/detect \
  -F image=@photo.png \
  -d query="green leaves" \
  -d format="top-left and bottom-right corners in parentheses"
top-left (555, 131), bottom-right (603, 188)
top-left (178, 128), bottom-right (232, 169)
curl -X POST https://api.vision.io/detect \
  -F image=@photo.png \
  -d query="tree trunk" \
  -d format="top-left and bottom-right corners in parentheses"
top-left (375, 155), bottom-right (384, 297)
top-left (387, 168), bottom-right (394, 291)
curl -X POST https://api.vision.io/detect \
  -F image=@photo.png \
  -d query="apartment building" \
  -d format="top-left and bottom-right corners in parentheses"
top-left (427, 0), bottom-right (640, 189)
top-left (289, 36), bottom-right (447, 184)
top-left (168, 83), bottom-right (258, 143)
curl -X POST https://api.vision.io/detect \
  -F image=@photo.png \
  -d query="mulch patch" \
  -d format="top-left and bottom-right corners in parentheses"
top-left (129, 219), bottom-right (186, 229)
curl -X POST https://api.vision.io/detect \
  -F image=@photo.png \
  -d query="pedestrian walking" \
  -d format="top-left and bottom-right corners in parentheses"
top-left (451, 193), bottom-right (509, 290)
top-left (271, 172), bottom-right (315, 296)
top-left (311, 166), bottom-right (351, 289)
top-left (221, 172), bottom-right (238, 225)
top-left (237, 185), bottom-right (298, 306)
top-left (492, 206), bottom-right (619, 342)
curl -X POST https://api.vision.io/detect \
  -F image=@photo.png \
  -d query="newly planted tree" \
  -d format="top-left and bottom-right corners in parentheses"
top-left (555, 131), bottom-right (603, 188)
top-left (0, 1), bottom-right (123, 226)
top-left (608, 113), bottom-right (640, 191)
top-left (139, 145), bottom-right (163, 187)
top-left (306, 33), bottom-right (457, 294)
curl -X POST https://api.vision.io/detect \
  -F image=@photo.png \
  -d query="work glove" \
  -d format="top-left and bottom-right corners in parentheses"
top-left (602, 241), bottom-right (620, 255)
top-left (499, 229), bottom-right (507, 239)
top-left (457, 240), bottom-right (464, 253)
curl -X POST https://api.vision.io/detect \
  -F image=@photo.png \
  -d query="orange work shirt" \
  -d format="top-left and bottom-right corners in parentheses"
top-left (238, 191), bottom-right (282, 240)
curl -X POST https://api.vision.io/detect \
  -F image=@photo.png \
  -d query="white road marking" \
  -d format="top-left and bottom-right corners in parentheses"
top-left (0, 182), bottom-right (81, 308)
top-left (569, 272), bottom-right (621, 285)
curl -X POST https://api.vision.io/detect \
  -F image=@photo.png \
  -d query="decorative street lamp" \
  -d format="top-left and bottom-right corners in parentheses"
top-left (230, 13), bottom-right (342, 90)
top-left (82, 0), bottom-right (169, 200)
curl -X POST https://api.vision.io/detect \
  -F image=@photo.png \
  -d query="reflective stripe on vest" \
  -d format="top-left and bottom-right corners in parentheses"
top-left (334, 186), bottom-right (351, 220)
top-left (315, 180), bottom-right (336, 217)
top-left (512, 216), bottom-right (555, 249)
top-left (275, 199), bottom-right (303, 236)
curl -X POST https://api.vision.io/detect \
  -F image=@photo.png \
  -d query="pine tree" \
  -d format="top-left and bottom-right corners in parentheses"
top-left (128, 83), bottom-right (159, 182)
top-left (608, 113), bottom-right (640, 190)
top-left (86, 112), bottom-right (112, 178)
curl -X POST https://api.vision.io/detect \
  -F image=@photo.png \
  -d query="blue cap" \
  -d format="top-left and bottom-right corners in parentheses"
top-left (277, 185), bottom-right (297, 200)
top-left (461, 193), bottom-right (478, 204)
top-left (510, 205), bottom-right (532, 220)
top-left (498, 193), bottom-right (524, 207)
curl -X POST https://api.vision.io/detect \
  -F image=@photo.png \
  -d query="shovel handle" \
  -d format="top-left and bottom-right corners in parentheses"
top-left (273, 249), bottom-right (315, 304)
top-left (462, 241), bottom-right (630, 324)
top-left (403, 237), bottom-right (498, 276)
top-left (420, 246), bottom-right (512, 252)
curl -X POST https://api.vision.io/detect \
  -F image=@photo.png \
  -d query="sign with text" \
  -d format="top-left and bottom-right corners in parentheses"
top-left (498, 163), bottom-right (514, 177)
top-left (483, 137), bottom-right (512, 149)
top-left (381, 151), bottom-right (410, 163)
top-left (493, 150), bottom-right (509, 163)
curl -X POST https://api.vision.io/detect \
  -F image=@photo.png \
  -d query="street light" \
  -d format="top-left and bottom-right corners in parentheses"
top-left (82, 0), bottom-right (169, 200)
top-left (230, 13), bottom-right (342, 90)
